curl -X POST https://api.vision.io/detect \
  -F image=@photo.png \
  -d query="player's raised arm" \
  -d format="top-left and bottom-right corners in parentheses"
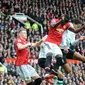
top-left (50, 18), bottom-right (63, 28)
top-left (61, 15), bottom-right (85, 33)
top-left (68, 24), bottom-right (85, 33)
top-left (51, 15), bottom-right (70, 28)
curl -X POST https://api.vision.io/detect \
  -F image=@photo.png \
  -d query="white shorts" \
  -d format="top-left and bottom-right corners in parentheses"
top-left (16, 64), bottom-right (39, 81)
top-left (39, 42), bottom-right (62, 59)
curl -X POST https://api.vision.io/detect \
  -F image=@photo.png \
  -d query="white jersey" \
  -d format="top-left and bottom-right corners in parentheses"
top-left (60, 23), bottom-right (76, 49)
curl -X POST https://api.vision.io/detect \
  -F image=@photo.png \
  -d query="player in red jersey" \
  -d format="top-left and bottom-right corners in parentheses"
top-left (41, 15), bottom-right (85, 83)
top-left (15, 28), bottom-right (43, 85)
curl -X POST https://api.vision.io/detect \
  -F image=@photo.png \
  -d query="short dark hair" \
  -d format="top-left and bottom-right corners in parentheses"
top-left (61, 14), bottom-right (70, 22)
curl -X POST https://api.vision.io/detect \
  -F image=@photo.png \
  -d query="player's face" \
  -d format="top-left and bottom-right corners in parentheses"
top-left (61, 15), bottom-right (69, 24)
top-left (21, 30), bottom-right (27, 39)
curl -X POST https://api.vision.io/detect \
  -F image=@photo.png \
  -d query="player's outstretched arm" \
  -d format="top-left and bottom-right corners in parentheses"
top-left (31, 35), bottom-right (48, 47)
top-left (17, 42), bottom-right (31, 50)
top-left (31, 39), bottom-right (43, 47)
top-left (17, 35), bottom-right (48, 49)
top-left (71, 36), bottom-right (85, 46)
top-left (68, 24), bottom-right (85, 33)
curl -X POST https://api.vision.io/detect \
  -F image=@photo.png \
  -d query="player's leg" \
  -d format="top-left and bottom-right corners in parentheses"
top-left (55, 55), bottom-right (72, 74)
top-left (50, 44), bottom-right (64, 75)
top-left (51, 64), bottom-right (64, 85)
top-left (53, 77), bottom-right (64, 85)
top-left (62, 48), bottom-right (85, 72)
top-left (27, 82), bottom-right (34, 85)
top-left (73, 51), bottom-right (85, 62)
top-left (53, 57), bottom-right (71, 85)
top-left (44, 44), bottom-right (64, 84)
top-left (27, 78), bottom-right (42, 85)
top-left (38, 58), bottom-right (46, 68)
top-left (38, 43), bottom-right (64, 84)
top-left (38, 58), bottom-right (64, 84)
top-left (38, 58), bottom-right (55, 84)
top-left (30, 77), bottom-right (42, 85)
top-left (38, 47), bottom-right (54, 84)
top-left (38, 43), bottom-right (46, 68)
top-left (45, 52), bottom-right (53, 74)
top-left (16, 65), bottom-right (33, 85)
top-left (42, 42), bottom-right (54, 78)
top-left (60, 49), bottom-right (73, 74)
top-left (28, 65), bottom-right (42, 85)
top-left (63, 47), bottom-right (85, 62)
top-left (62, 63), bottom-right (72, 74)
top-left (57, 70), bottom-right (64, 85)
top-left (33, 78), bottom-right (42, 85)
top-left (38, 42), bottom-right (53, 71)
top-left (38, 58), bottom-right (64, 85)
top-left (44, 51), bottom-right (55, 84)
top-left (54, 46), bottom-right (72, 74)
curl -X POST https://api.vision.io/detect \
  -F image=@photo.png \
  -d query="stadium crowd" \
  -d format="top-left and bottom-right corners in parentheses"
top-left (0, 0), bottom-right (85, 85)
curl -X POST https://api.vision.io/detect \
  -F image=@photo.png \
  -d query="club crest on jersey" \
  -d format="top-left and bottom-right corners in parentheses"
top-left (56, 28), bottom-right (64, 34)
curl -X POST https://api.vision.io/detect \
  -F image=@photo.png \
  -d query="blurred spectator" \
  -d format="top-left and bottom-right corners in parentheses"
top-left (0, 62), bottom-right (7, 85)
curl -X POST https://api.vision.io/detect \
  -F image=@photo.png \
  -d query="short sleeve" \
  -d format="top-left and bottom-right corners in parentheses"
top-left (15, 39), bottom-right (22, 46)
top-left (68, 22), bottom-right (74, 28)
top-left (64, 22), bottom-right (74, 30)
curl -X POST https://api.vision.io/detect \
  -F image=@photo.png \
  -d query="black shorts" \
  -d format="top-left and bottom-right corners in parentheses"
top-left (61, 48), bottom-right (75, 59)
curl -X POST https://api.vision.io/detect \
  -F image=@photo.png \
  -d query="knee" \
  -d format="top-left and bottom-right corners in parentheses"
top-left (46, 52), bottom-right (53, 57)
top-left (45, 52), bottom-right (53, 65)
top-left (55, 54), bottom-right (62, 59)
top-left (34, 78), bottom-right (42, 85)
top-left (46, 52), bottom-right (53, 61)
top-left (62, 63), bottom-right (72, 74)
top-left (55, 54), bottom-right (66, 66)
top-left (38, 58), bottom-right (46, 68)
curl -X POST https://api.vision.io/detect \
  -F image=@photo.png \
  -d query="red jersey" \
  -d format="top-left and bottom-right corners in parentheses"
top-left (15, 38), bottom-right (29, 66)
top-left (45, 18), bottom-right (71, 46)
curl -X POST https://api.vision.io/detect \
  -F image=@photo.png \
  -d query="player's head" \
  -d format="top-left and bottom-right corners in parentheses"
top-left (61, 14), bottom-right (70, 24)
top-left (18, 27), bottom-right (27, 40)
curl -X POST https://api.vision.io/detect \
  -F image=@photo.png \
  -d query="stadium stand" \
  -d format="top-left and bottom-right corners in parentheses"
top-left (0, 0), bottom-right (85, 85)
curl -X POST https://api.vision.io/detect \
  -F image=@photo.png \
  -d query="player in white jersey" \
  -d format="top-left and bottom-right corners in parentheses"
top-left (60, 22), bottom-right (85, 63)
